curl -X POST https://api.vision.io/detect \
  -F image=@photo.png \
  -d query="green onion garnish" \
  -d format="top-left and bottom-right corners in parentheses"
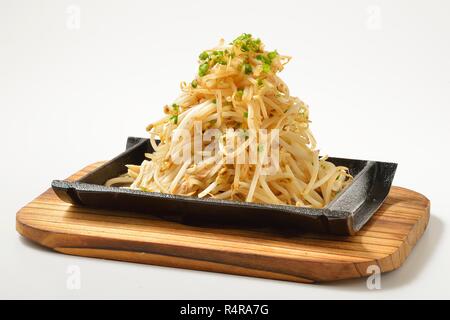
top-left (262, 63), bottom-right (271, 73)
top-left (199, 51), bottom-right (209, 61)
top-left (268, 50), bottom-right (278, 60)
top-left (258, 144), bottom-right (264, 153)
top-left (198, 63), bottom-right (209, 76)
top-left (244, 63), bottom-right (253, 75)
top-left (169, 115), bottom-right (178, 124)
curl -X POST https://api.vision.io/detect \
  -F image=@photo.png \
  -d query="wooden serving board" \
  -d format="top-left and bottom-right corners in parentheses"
top-left (16, 162), bottom-right (430, 283)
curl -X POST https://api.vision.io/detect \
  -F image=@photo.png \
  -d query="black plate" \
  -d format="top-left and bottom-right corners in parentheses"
top-left (52, 137), bottom-right (397, 235)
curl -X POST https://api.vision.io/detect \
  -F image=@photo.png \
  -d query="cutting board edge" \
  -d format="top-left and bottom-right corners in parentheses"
top-left (16, 195), bottom-right (430, 283)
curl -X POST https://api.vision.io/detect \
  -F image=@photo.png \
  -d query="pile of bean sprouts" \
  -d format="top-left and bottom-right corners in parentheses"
top-left (106, 34), bottom-right (352, 208)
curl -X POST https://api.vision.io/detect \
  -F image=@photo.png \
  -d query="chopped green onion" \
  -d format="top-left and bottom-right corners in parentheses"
top-left (232, 33), bottom-right (262, 53)
top-left (240, 130), bottom-right (249, 140)
top-left (243, 112), bottom-right (248, 118)
top-left (191, 80), bottom-right (198, 88)
top-left (256, 54), bottom-right (271, 64)
top-left (243, 63), bottom-right (253, 75)
top-left (268, 50), bottom-right (278, 60)
top-left (198, 63), bottom-right (209, 76)
top-left (262, 63), bottom-right (271, 73)
top-left (199, 51), bottom-right (209, 61)
top-left (169, 115), bottom-right (178, 124)
top-left (172, 103), bottom-right (179, 111)
top-left (257, 79), bottom-right (263, 86)
top-left (234, 33), bottom-right (252, 41)
top-left (257, 144), bottom-right (264, 153)
top-left (236, 89), bottom-right (244, 97)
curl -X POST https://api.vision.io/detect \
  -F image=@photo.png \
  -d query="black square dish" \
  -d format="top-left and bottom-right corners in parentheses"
top-left (52, 137), bottom-right (397, 235)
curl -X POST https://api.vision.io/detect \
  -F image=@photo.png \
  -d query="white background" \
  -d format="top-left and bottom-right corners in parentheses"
top-left (1, 0), bottom-right (449, 299)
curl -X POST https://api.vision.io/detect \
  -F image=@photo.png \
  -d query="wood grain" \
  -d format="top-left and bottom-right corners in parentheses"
top-left (16, 162), bottom-right (430, 283)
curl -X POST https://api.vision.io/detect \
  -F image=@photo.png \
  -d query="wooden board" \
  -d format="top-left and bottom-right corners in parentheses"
top-left (16, 162), bottom-right (430, 283)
